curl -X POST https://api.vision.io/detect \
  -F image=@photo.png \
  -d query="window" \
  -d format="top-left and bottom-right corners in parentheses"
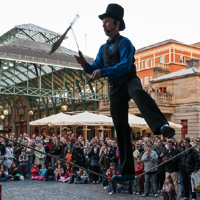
top-left (150, 59), bottom-right (153, 67)
top-left (144, 76), bottom-right (149, 85)
top-left (145, 60), bottom-right (149, 69)
top-left (180, 56), bottom-right (185, 63)
top-left (150, 76), bottom-right (153, 81)
top-left (181, 120), bottom-right (188, 139)
top-left (141, 78), bottom-right (143, 85)
top-left (135, 63), bottom-right (138, 70)
top-left (160, 56), bottom-right (165, 63)
top-left (141, 62), bottom-right (143, 70)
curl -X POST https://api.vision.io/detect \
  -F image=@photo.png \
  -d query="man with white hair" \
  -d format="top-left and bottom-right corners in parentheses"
top-left (142, 144), bottom-right (158, 197)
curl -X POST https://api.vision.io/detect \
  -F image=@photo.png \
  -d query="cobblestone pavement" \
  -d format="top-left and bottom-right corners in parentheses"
top-left (1, 179), bottom-right (199, 200)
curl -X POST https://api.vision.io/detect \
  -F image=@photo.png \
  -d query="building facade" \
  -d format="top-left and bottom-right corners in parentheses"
top-left (99, 39), bottom-right (200, 139)
top-left (135, 39), bottom-right (200, 87)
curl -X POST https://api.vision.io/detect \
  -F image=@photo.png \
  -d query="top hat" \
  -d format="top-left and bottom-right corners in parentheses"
top-left (99, 4), bottom-right (125, 31)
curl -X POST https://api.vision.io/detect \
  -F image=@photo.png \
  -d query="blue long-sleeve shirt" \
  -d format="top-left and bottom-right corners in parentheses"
top-left (85, 33), bottom-right (135, 79)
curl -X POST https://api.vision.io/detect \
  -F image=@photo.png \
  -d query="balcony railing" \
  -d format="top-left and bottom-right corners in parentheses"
top-left (150, 91), bottom-right (173, 102)
top-left (154, 62), bottom-right (168, 68)
top-left (99, 91), bottom-right (173, 111)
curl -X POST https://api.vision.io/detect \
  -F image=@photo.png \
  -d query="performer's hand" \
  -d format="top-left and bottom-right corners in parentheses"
top-left (74, 51), bottom-right (86, 69)
top-left (91, 70), bottom-right (102, 81)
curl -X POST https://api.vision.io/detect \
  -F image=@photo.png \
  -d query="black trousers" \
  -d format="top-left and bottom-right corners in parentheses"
top-left (20, 165), bottom-right (26, 177)
top-left (91, 166), bottom-right (99, 181)
top-left (182, 172), bottom-right (196, 199)
top-left (110, 76), bottom-right (168, 175)
top-left (157, 174), bottom-right (165, 190)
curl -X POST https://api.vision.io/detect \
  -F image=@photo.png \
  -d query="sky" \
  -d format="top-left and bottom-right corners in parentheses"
top-left (0, 0), bottom-right (200, 58)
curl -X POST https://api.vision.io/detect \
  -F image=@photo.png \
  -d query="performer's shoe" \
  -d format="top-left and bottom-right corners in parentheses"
top-left (111, 175), bottom-right (135, 183)
top-left (160, 124), bottom-right (175, 138)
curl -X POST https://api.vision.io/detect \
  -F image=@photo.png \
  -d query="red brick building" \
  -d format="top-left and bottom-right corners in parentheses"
top-left (135, 39), bottom-right (200, 87)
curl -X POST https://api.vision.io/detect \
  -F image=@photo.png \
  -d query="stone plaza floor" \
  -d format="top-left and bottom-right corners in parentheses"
top-left (1, 179), bottom-right (200, 200)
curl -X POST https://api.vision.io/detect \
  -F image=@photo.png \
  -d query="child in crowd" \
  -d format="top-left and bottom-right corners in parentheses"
top-left (64, 164), bottom-right (71, 182)
top-left (65, 148), bottom-right (72, 166)
top-left (45, 164), bottom-right (55, 181)
top-left (37, 164), bottom-right (47, 181)
top-left (19, 149), bottom-right (28, 177)
top-left (0, 163), bottom-right (14, 181)
top-left (68, 167), bottom-right (77, 184)
top-left (106, 162), bottom-right (119, 195)
top-left (31, 162), bottom-right (39, 180)
top-left (54, 164), bottom-right (64, 181)
top-left (9, 162), bottom-right (20, 180)
top-left (58, 164), bottom-right (71, 182)
top-left (74, 168), bottom-right (88, 184)
top-left (55, 159), bottom-right (65, 172)
top-left (134, 156), bottom-right (144, 195)
top-left (161, 175), bottom-right (176, 200)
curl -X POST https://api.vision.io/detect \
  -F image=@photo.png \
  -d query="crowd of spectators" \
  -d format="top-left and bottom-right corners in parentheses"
top-left (0, 132), bottom-right (200, 199)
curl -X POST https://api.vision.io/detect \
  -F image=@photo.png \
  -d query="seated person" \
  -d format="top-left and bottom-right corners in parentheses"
top-left (0, 163), bottom-right (14, 181)
top-left (45, 164), bottom-right (55, 181)
top-left (58, 164), bottom-right (71, 182)
top-left (54, 164), bottom-right (64, 181)
top-left (9, 162), bottom-right (20, 180)
top-left (74, 168), bottom-right (89, 184)
top-left (37, 164), bottom-right (47, 181)
top-left (31, 162), bottom-right (39, 180)
top-left (68, 167), bottom-right (77, 184)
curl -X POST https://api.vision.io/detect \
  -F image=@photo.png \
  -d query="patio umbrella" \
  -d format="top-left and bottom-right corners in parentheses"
top-left (55, 111), bottom-right (113, 126)
top-left (128, 113), bottom-right (148, 127)
top-left (29, 113), bottom-right (72, 126)
top-left (128, 113), bottom-right (182, 129)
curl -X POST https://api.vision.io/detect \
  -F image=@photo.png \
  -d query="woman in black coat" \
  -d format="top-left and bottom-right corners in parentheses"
top-left (50, 140), bottom-right (62, 170)
top-left (88, 144), bottom-right (100, 184)
top-left (72, 143), bottom-right (85, 170)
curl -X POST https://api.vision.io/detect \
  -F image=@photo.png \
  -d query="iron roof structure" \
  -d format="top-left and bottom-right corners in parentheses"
top-left (0, 24), bottom-right (108, 118)
top-left (0, 23), bottom-right (66, 44)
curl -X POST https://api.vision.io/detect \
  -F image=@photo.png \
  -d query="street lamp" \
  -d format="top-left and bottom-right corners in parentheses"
top-left (0, 115), bottom-right (5, 120)
top-left (28, 110), bottom-right (34, 116)
top-left (3, 108), bottom-right (8, 116)
top-left (61, 105), bottom-right (68, 112)
top-left (0, 105), bottom-right (3, 111)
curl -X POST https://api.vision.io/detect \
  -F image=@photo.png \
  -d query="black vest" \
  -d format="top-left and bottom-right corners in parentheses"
top-left (102, 35), bottom-right (137, 83)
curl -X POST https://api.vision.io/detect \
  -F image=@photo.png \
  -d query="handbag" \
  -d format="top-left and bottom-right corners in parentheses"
top-left (191, 170), bottom-right (200, 192)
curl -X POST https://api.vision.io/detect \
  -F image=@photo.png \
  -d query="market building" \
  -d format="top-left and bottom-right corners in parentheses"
top-left (1, 24), bottom-right (200, 139)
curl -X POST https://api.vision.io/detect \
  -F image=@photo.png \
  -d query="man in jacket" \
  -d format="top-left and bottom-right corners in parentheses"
top-left (60, 139), bottom-right (68, 159)
top-left (154, 139), bottom-right (167, 191)
top-left (180, 137), bottom-right (200, 200)
top-left (109, 141), bottom-right (117, 168)
top-left (141, 144), bottom-right (158, 197)
top-left (75, 3), bottom-right (175, 182)
top-left (163, 140), bottom-right (179, 198)
top-left (99, 148), bottom-right (110, 189)
top-left (72, 143), bottom-right (85, 169)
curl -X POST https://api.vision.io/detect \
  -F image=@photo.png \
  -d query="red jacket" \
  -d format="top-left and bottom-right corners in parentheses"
top-left (65, 169), bottom-right (70, 178)
top-left (135, 162), bottom-right (144, 176)
top-left (65, 153), bottom-right (72, 164)
top-left (31, 166), bottom-right (39, 176)
top-left (107, 168), bottom-right (119, 182)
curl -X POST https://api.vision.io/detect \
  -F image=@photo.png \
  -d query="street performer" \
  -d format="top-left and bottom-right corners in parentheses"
top-left (75, 3), bottom-right (175, 182)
